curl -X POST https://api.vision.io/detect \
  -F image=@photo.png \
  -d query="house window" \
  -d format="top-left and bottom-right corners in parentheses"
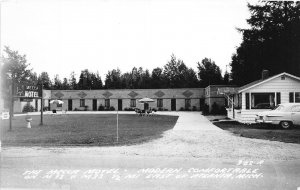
top-left (289, 92), bottom-right (294, 102)
top-left (80, 99), bottom-right (85, 107)
top-left (105, 99), bottom-right (110, 108)
top-left (185, 99), bottom-right (191, 109)
top-left (276, 92), bottom-right (281, 105)
top-left (289, 92), bottom-right (300, 103)
top-left (295, 92), bottom-right (300, 103)
top-left (235, 94), bottom-right (242, 109)
top-left (246, 93), bottom-right (250, 110)
top-left (130, 99), bottom-right (136, 107)
top-left (157, 99), bottom-right (163, 108)
top-left (251, 93), bottom-right (275, 109)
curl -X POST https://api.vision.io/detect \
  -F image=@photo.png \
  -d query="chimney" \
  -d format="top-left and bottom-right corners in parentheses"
top-left (262, 70), bottom-right (269, 80)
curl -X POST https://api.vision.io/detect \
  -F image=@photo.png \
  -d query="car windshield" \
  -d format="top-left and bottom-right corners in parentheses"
top-left (273, 105), bottom-right (285, 111)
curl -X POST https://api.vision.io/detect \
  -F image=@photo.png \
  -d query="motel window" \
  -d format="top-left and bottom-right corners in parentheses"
top-left (35, 99), bottom-right (38, 111)
top-left (251, 93), bottom-right (276, 109)
top-left (130, 99), bottom-right (136, 107)
top-left (157, 99), bottom-right (163, 108)
top-left (185, 99), bottom-right (191, 109)
top-left (80, 99), bottom-right (85, 107)
top-left (105, 99), bottom-right (110, 108)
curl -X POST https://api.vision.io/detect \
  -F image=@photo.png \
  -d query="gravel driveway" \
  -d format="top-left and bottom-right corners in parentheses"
top-left (3, 111), bottom-right (300, 161)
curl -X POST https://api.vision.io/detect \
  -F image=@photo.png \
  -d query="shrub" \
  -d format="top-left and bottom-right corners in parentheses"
top-left (192, 106), bottom-right (197, 111)
top-left (98, 104), bottom-right (104, 111)
top-left (211, 102), bottom-right (220, 114)
top-left (109, 106), bottom-right (115, 111)
top-left (124, 107), bottom-right (135, 111)
top-left (22, 104), bottom-right (34, 113)
top-left (220, 106), bottom-right (227, 115)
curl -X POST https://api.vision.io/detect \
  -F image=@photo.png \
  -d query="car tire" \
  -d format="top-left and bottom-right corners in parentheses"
top-left (279, 121), bottom-right (293, 129)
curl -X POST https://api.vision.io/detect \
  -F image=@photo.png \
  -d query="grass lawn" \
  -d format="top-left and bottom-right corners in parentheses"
top-left (213, 121), bottom-right (300, 144)
top-left (0, 114), bottom-right (178, 146)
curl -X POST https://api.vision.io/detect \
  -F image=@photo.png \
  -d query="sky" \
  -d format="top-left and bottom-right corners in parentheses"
top-left (1, 0), bottom-right (252, 81)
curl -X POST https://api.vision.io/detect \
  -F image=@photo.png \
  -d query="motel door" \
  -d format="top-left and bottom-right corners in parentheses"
top-left (93, 99), bottom-right (97, 111)
top-left (118, 99), bottom-right (122, 111)
top-left (199, 98), bottom-right (205, 111)
top-left (68, 99), bottom-right (72, 111)
top-left (144, 103), bottom-right (149, 110)
top-left (171, 99), bottom-right (176, 111)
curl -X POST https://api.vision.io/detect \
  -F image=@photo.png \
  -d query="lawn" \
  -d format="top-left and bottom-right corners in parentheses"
top-left (0, 114), bottom-right (178, 146)
top-left (213, 121), bottom-right (300, 144)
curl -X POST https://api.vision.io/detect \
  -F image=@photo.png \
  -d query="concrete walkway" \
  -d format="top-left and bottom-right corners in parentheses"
top-left (152, 111), bottom-right (222, 131)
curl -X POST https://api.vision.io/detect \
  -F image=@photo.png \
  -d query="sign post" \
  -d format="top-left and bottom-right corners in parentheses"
top-left (117, 109), bottom-right (119, 143)
top-left (40, 82), bottom-right (43, 126)
top-left (9, 81), bottom-right (14, 131)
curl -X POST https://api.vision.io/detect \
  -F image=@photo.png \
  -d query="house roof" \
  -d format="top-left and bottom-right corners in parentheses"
top-left (238, 72), bottom-right (300, 93)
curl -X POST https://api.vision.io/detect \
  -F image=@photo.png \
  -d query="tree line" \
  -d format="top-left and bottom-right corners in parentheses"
top-left (1, 50), bottom-right (229, 95)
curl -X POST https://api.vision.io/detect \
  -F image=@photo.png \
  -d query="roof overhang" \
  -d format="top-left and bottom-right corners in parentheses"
top-left (238, 72), bottom-right (300, 93)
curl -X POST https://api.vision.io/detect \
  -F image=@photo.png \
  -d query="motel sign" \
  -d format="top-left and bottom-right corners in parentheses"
top-left (15, 83), bottom-right (42, 98)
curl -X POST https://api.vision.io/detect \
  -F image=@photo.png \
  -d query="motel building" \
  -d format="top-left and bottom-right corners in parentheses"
top-left (48, 88), bottom-right (205, 112)
top-left (1, 71), bottom-right (299, 124)
top-left (9, 88), bottom-right (207, 113)
top-left (3, 87), bottom-right (230, 114)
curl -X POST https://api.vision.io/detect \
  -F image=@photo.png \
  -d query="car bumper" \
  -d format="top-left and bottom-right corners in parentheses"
top-left (255, 118), bottom-right (281, 125)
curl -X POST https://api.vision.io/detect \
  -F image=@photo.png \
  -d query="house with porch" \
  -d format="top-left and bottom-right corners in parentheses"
top-left (226, 71), bottom-right (300, 123)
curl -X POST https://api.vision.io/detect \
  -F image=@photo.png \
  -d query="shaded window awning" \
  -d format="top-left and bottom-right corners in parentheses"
top-left (217, 87), bottom-right (238, 95)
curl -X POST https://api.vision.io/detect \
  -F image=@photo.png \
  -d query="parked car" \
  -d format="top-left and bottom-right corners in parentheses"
top-left (255, 103), bottom-right (300, 129)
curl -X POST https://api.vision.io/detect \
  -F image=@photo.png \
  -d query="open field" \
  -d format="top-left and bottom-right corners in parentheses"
top-left (0, 114), bottom-right (178, 146)
top-left (213, 121), bottom-right (300, 144)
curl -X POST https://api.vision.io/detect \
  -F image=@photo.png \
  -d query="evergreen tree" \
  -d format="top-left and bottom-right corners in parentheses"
top-left (230, 2), bottom-right (300, 85)
top-left (69, 71), bottom-right (77, 90)
top-left (197, 58), bottom-right (223, 87)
